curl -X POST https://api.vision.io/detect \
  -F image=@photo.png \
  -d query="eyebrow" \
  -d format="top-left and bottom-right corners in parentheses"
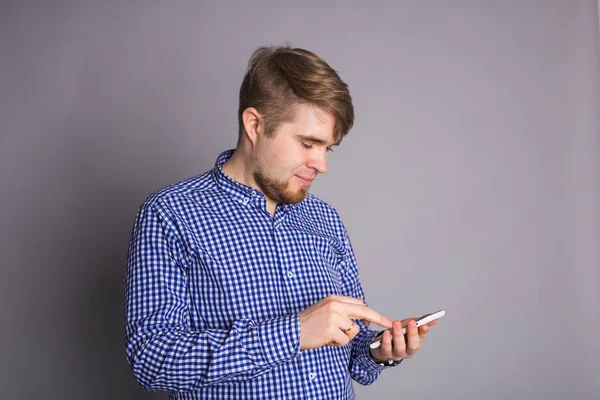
top-left (295, 134), bottom-right (341, 147)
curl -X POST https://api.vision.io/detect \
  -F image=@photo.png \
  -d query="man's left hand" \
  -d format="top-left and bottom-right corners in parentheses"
top-left (369, 318), bottom-right (439, 363)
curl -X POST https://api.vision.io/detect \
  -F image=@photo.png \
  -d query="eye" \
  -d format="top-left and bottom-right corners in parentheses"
top-left (326, 146), bottom-right (334, 153)
top-left (300, 142), bottom-right (313, 149)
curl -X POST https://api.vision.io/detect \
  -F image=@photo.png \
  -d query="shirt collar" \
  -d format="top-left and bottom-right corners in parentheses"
top-left (212, 149), bottom-right (299, 212)
top-left (212, 149), bottom-right (261, 206)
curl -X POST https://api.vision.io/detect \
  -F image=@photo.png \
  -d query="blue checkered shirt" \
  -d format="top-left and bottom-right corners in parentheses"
top-left (124, 150), bottom-right (391, 399)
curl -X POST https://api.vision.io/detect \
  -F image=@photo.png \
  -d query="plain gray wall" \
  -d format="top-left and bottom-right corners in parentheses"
top-left (1, 1), bottom-right (599, 399)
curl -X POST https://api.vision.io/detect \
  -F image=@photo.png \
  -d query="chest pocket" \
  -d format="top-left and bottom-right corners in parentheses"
top-left (314, 235), bottom-right (346, 289)
top-left (284, 226), bottom-right (349, 307)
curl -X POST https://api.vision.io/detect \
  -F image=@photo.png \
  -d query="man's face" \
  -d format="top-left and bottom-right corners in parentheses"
top-left (252, 103), bottom-right (338, 205)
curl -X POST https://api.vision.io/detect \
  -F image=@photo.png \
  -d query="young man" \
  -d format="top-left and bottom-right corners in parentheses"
top-left (124, 46), bottom-right (437, 399)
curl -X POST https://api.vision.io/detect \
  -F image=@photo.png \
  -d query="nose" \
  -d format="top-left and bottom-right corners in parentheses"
top-left (306, 151), bottom-right (328, 174)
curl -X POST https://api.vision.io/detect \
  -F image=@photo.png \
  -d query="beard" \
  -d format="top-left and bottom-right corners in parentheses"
top-left (253, 165), bottom-right (308, 205)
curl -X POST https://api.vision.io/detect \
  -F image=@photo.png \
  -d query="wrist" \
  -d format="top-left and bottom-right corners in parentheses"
top-left (369, 348), bottom-right (403, 367)
top-left (368, 348), bottom-right (386, 363)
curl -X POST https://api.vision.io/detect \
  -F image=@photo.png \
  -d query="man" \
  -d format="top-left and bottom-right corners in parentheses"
top-left (124, 46), bottom-right (437, 399)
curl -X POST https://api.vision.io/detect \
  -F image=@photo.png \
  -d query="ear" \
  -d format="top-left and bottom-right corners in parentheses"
top-left (241, 107), bottom-right (263, 145)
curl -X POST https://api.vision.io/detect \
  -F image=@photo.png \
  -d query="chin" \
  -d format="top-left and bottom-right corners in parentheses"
top-left (284, 188), bottom-right (308, 204)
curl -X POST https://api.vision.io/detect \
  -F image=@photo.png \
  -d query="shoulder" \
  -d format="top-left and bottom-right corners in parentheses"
top-left (139, 169), bottom-right (217, 213)
top-left (296, 193), bottom-right (348, 236)
top-left (301, 193), bottom-right (341, 218)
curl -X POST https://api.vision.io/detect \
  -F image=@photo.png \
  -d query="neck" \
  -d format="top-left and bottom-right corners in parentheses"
top-left (221, 149), bottom-right (277, 216)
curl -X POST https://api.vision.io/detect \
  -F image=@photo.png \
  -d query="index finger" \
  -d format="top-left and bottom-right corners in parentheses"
top-left (329, 295), bottom-right (365, 306)
top-left (346, 304), bottom-right (392, 328)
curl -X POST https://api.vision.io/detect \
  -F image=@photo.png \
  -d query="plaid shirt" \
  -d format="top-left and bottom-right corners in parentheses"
top-left (124, 150), bottom-right (391, 399)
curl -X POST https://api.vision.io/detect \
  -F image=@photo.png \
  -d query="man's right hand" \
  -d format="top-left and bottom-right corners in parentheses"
top-left (298, 295), bottom-right (393, 350)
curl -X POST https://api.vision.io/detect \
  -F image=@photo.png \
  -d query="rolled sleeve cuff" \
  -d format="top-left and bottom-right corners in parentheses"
top-left (354, 329), bottom-right (387, 374)
top-left (257, 313), bottom-right (301, 367)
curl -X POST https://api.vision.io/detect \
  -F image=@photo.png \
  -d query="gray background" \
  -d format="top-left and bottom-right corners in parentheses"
top-left (1, 1), bottom-right (599, 399)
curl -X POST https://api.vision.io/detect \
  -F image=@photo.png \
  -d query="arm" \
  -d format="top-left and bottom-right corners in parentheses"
top-left (338, 226), bottom-right (401, 385)
top-left (124, 203), bottom-right (300, 392)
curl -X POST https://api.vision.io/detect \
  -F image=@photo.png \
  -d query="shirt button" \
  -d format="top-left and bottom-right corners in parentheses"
top-left (308, 372), bottom-right (316, 380)
top-left (242, 198), bottom-right (249, 205)
top-left (287, 270), bottom-right (295, 278)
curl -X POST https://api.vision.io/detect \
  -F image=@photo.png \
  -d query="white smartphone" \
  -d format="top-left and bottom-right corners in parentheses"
top-left (369, 309), bottom-right (445, 349)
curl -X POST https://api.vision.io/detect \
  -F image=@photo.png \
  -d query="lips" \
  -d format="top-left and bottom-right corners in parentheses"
top-left (296, 175), bottom-right (315, 185)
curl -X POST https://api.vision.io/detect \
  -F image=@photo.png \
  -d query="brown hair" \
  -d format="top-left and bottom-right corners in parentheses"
top-left (238, 45), bottom-right (354, 142)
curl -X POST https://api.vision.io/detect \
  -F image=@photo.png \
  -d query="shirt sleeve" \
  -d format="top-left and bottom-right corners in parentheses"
top-left (338, 224), bottom-right (402, 385)
top-left (124, 202), bottom-right (301, 392)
